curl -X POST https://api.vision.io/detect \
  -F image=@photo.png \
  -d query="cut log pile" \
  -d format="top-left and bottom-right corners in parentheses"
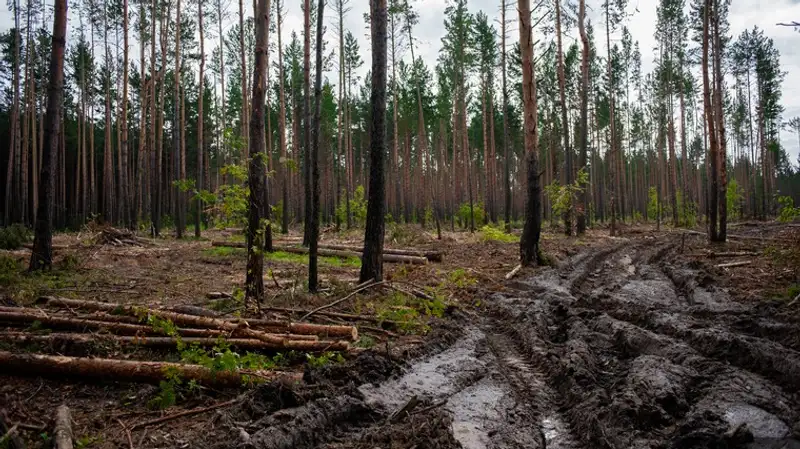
top-left (0, 297), bottom-right (356, 388)
top-left (92, 225), bottom-right (153, 247)
top-left (210, 241), bottom-right (440, 265)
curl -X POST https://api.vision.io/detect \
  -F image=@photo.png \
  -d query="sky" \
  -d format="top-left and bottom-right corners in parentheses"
top-left (0, 0), bottom-right (799, 161)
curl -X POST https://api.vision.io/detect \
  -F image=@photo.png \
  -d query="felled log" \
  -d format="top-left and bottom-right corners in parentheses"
top-left (209, 241), bottom-right (428, 265)
top-left (0, 332), bottom-right (329, 349)
top-left (0, 351), bottom-right (302, 387)
top-left (318, 244), bottom-right (443, 262)
top-left (52, 406), bottom-right (73, 449)
top-left (38, 297), bottom-right (287, 346)
top-left (39, 297), bottom-right (359, 342)
top-left (716, 260), bottom-right (753, 269)
top-left (687, 251), bottom-right (759, 258)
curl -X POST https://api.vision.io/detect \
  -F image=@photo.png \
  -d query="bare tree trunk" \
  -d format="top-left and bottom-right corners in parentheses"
top-left (605, 4), bottom-right (617, 236)
top-left (576, 0), bottom-right (589, 235)
top-left (30, 0), bottom-right (67, 271)
top-left (4, 1), bottom-right (21, 225)
top-left (120, 0), bottom-right (130, 228)
top-left (302, 0), bottom-right (311, 245)
top-left (196, 0), bottom-right (205, 238)
top-left (173, 0), bottom-right (184, 238)
top-left (245, 0), bottom-right (271, 304)
top-left (308, 0), bottom-right (324, 292)
top-left (277, 0), bottom-right (289, 234)
top-left (712, 0), bottom-right (727, 241)
top-left (518, 0), bottom-right (542, 266)
top-left (555, 0), bottom-right (572, 235)
top-left (702, 0), bottom-right (718, 241)
top-left (360, 0), bottom-right (388, 283)
top-left (501, 0), bottom-right (511, 232)
top-left (102, 5), bottom-right (114, 224)
top-left (239, 0), bottom-right (249, 159)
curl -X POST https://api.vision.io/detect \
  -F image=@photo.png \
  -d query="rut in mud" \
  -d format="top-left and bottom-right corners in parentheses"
top-left (231, 236), bottom-right (800, 449)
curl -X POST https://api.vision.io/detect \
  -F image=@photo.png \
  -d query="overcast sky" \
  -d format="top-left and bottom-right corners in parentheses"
top-left (1, 0), bottom-right (798, 161)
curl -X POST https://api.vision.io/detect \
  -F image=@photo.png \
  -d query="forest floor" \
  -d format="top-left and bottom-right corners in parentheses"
top-left (0, 221), bottom-right (799, 448)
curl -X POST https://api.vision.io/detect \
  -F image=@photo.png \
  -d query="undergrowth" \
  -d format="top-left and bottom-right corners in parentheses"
top-left (0, 224), bottom-right (31, 250)
top-left (479, 224), bottom-right (518, 243)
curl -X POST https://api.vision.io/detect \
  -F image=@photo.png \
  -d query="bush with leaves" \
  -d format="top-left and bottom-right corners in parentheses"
top-left (0, 224), bottom-right (31, 250)
top-left (336, 185), bottom-right (368, 227)
top-left (455, 202), bottom-right (486, 229)
top-left (544, 169), bottom-right (588, 229)
top-left (778, 196), bottom-right (800, 223)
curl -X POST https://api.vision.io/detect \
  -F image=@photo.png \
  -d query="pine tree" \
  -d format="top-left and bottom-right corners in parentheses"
top-left (360, 0), bottom-right (388, 283)
top-left (30, 0), bottom-right (66, 271)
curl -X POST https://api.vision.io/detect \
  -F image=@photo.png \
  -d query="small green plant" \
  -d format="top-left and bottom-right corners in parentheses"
top-left (479, 224), bottom-right (518, 243)
top-left (202, 246), bottom-right (246, 258)
top-left (355, 335), bottom-right (376, 348)
top-left (447, 268), bottom-right (477, 288)
top-left (544, 169), bottom-right (588, 228)
top-left (726, 180), bottom-right (744, 221)
top-left (305, 351), bottom-right (345, 368)
top-left (455, 202), bottom-right (486, 229)
top-left (0, 255), bottom-right (21, 286)
top-left (336, 185), bottom-right (368, 227)
top-left (74, 435), bottom-right (101, 449)
top-left (788, 284), bottom-right (800, 300)
top-left (0, 224), bottom-right (31, 250)
top-left (778, 196), bottom-right (800, 223)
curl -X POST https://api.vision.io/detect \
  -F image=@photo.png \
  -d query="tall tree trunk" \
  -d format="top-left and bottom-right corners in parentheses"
top-left (245, 0), bottom-right (271, 304)
top-left (216, 0), bottom-right (227, 171)
top-left (120, 0), bottom-right (130, 228)
top-left (239, 0), bottom-right (249, 159)
top-left (103, 5), bottom-right (114, 224)
top-left (360, 0), bottom-right (388, 283)
top-left (174, 0), bottom-right (184, 238)
top-left (4, 1), bottom-right (20, 225)
top-left (605, 3), bottom-right (617, 236)
top-left (302, 0), bottom-right (311, 245)
top-left (136, 1), bottom-right (147, 226)
top-left (555, 0), bottom-right (572, 235)
top-left (576, 0), bottom-right (589, 235)
top-left (277, 0), bottom-right (289, 234)
top-left (308, 0), bottom-right (324, 292)
top-left (196, 0), bottom-right (205, 238)
top-left (150, 0), bottom-right (160, 235)
top-left (30, 0), bottom-right (66, 271)
top-left (702, 0), bottom-right (719, 241)
top-left (518, 0), bottom-right (542, 266)
top-left (712, 0), bottom-right (727, 241)
top-left (501, 0), bottom-right (511, 232)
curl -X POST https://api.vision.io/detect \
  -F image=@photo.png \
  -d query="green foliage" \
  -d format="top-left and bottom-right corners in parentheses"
top-left (0, 255), bottom-right (21, 286)
top-left (479, 224), bottom-right (518, 243)
top-left (375, 289), bottom-right (448, 333)
top-left (543, 169), bottom-right (588, 227)
top-left (266, 250), bottom-right (361, 268)
top-left (447, 268), bottom-right (478, 288)
top-left (172, 178), bottom-right (196, 193)
top-left (272, 201), bottom-right (284, 228)
top-left (787, 284), bottom-right (800, 300)
top-left (336, 185), bottom-right (368, 227)
top-left (647, 187), bottom-right (660, 221)
top-left (0, 224), bottom-right (31, 250)
top-left (455, 202), bottom-right (486, 228)
top-left (778, 196), bottom-right (800, 223)
top-left (727, 180), bottom-right (745, 221)
top-left (355, 335), bottom-right (376, 348)
top-left (305, 351), bottom-right (345, 368)
top-left (74, 435), bottom-right (102, 449)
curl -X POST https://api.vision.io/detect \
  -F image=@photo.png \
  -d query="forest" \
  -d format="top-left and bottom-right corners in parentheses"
top-left (0, 0), bottom-right (799, 447)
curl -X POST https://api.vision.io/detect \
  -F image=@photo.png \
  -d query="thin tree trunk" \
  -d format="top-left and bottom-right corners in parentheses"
top-left (308, 0), bottom-right (324, 292)
top-left (4, 1), bottom-right (20, 225)
top-left (173, 0), bottom-right (183, 238)
top-left (302, 0), bottom-right (311, 245)
top-left (712, 0), bottom-right (727, 241)
top-left (277, 0), bottom-right (289, 234)
top-left (196, 0), bottom-right (205, 238)
top-left (120, 0), bottom-right (130, 228)
top-left (555, 0), bottom-right (572, 235)
top-left (501, 0), bottom-right (511, 232)
top-left (576, 0), bottom-right (589, 235)
top-left (702, 0), bottom-right (719, 241)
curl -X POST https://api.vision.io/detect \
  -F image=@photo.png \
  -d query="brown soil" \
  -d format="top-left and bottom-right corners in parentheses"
top-left (1, 223), bottom-right (798, 449)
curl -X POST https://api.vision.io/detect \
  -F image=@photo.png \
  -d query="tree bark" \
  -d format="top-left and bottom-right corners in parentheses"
top-left (29, 0), bottom-right (67, 271)
top-left (53, 405), bottom-right (73, 449)
top-left (308, 0), bottom-right (324, 292)
top-left (518, 0), bottom-right (542, 266)
top-left (555, 0), bottom-right (572, 235)
top-left (702, 0), bottom-right (719, 241)
top-left (359, 0), bottom-right (388, 283)
top-left (245, 0), bottom-right (271, 304)
top-left (278, 0), bottom-right (289, 234)
top-left (576, 0), bottom-right (589, 235)
top-left (196, 0), bottom-right (205, 238)
top-left (0, 351), bottom-right (302, 388)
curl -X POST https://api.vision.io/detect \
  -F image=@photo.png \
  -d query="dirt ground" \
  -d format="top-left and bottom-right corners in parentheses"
top-left (1, 222), bottom-right (799, 448)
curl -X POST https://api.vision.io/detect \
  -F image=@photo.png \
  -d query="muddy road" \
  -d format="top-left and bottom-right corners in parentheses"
top-left (233, 235), bottom-right (800, 449)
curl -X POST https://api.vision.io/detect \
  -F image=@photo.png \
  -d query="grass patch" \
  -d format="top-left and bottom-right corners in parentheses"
top-left (479, 224), bottom-right (518, 243)
top-left (0, 224), bottom-right (31, 250)
top-left (202, 246), bottom-right (246, 258)
top-left (373, 291), bottom-right (448, 333)
top-left (267, 250), bottom-right (361, 268)
top-left (0, 254), bottom-right (88, 303)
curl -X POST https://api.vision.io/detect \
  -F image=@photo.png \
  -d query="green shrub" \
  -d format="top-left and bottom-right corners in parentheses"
top-left (455, 202), bottom-right (486, 229)
top-left (0, 224), bottom-right (31, 250)
top-left (336, 185), bottom-right (368, 227)
top-left (778, 196), bottom-right (800, 223)
top-left (479, 224), bottom-right (518, 243)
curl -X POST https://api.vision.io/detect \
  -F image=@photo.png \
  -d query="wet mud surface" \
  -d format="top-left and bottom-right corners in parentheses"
top-left (228, 236), bottom-right (800, 449)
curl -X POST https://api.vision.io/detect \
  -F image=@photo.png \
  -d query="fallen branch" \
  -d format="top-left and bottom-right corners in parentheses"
top-left (53, 406), bottom-right (73, 449)
top-left (260, 306), bottom-right (393, 324)
top-left (0, 332), bottom-right (333, 349)
top-left (687, 251), bottom-right (759, 258)
top-left (0, 351), bottom-right (302, 387)
top-left (505, 264), bottom-right (522, 280)
top-left (129, 398), bottom-right (240, 431)
top-left (210, 242), bottom-right (428, 265)
top-left (716, 261), bottom-right (753, 269)
top-left (299, 280), bottom-right (383, 321)
top-left (318, 244), bottom-right (443, 262)
top-left (116, 418), bottom-right (133, 449)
